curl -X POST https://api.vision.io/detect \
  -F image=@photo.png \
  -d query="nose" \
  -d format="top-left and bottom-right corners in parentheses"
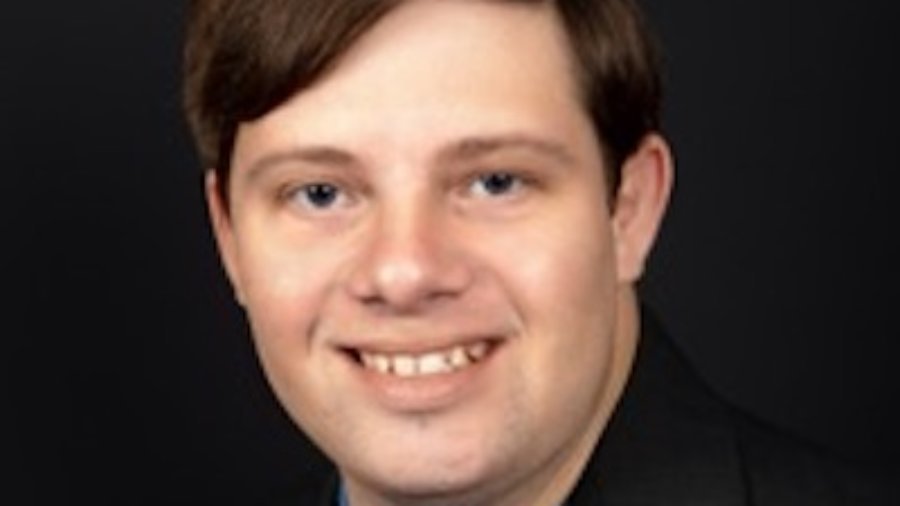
top-left (346, 200), bottom-right (472, 313)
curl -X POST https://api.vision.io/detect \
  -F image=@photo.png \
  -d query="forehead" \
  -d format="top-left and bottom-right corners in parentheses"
top-left (233, 1), bottom-right (596, 169)
top-left (329, 1), bottom-right (576, 94)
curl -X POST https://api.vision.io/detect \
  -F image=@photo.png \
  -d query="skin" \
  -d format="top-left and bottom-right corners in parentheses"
top-left (206, 2), bottom-right (673, 505)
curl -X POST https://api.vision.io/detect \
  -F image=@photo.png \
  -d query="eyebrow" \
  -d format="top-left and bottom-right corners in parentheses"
top-left (243, 146), bottom-right (360, 183)
top-left (241, 133), bottom-right (577, 182)
top-left (438, 134), bottom-right (577, 166)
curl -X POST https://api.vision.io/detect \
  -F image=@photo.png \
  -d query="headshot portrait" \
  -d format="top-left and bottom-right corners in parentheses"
top-left (6, 0), bottom-right (899, 504)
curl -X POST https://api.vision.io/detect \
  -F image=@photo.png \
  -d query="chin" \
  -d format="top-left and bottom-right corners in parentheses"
top-left (338, 425), bottom-right (508, 501)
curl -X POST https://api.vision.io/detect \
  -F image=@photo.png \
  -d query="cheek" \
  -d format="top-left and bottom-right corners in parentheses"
top-left (476, 202), bottom-right (620, 391)
top-left (483, 204), bottom-right (617, 333)
top-left (523, 228), bottom-right (617, 366)
top-left (235, 229), bottom-right (343, 350)
top-left (233, 232), bottom-right (352, 427)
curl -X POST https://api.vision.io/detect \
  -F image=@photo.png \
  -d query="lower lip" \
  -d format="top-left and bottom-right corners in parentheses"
top-left (343, 345), bottom-right (501, 413)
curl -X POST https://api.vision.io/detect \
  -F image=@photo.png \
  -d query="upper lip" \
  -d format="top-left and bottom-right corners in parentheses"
top-left (333, 333), bottom-right (507, 355)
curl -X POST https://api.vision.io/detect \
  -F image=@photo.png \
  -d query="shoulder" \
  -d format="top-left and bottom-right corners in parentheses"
top-left (577, 306), bottom-right (898, 506)
top-left (732, 412), bottom-right (899, 506)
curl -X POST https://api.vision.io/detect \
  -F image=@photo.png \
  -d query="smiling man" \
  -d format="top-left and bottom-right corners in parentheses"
top-left (183, 1), bottom-right (892, 505)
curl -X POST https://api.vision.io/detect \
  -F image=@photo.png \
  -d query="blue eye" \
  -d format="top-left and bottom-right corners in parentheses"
top-left (291, 183), bottom-right (345, 210)
top-left (471, 172), bottom-right (521, 197)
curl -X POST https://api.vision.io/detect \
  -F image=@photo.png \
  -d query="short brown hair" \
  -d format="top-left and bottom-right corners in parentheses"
top-left (183, 0), bottom-right (662, 194)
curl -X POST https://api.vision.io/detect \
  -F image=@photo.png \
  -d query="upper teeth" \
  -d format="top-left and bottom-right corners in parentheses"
top-left (360, 341), bottom-right (490, 378)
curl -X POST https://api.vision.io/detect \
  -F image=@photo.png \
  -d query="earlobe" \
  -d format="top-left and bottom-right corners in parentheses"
top-left (611, 134), bottom-right (674, 283)
top-left (205, 170), bottom-right (246, 306)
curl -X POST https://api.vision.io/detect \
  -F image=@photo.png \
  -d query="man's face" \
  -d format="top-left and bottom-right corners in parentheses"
top-left (208, 1), bottom-right (665, 503)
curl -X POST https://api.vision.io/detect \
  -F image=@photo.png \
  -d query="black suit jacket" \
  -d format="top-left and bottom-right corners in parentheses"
top-left (268, 309), bottom-right (898, 505)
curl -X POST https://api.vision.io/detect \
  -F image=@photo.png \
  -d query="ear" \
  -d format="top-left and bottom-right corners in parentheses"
top-left (205, 170), bottom-right (246, 306)
top-left (610, 134), bottom-right (674, 284)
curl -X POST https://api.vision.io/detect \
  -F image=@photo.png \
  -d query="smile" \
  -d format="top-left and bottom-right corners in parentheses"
top-left (357, 341), bottom-right (493, 378)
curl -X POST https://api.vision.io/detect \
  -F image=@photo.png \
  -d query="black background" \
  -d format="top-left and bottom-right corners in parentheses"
top-left (5, 1), bottom-right (899, 503)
